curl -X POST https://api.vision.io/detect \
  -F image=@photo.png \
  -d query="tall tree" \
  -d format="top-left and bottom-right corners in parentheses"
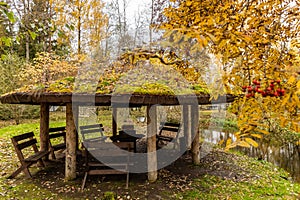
top-left (10, 0), bottom-right (61, 59)
top-left (0, 1), bottom-right (15, 56)
top-left (133, 7), bottom-right (148, 47)
top-left (52, 0), bottom-right (107, 55)
top-left (0, 53), bottom-right (36, 124)
top-left (105, 0), bottom-right (133, 55)
top-left (159, 0), bottom-right (300, 148)
top-left (11, 0), bottom-right (34, 60)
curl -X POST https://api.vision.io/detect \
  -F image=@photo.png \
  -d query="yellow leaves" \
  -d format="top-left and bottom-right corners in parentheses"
top-left (52, 0), bottom-right (107, 52)
top-left (225, 139), bottom-right (257, 149)
top-left (292, 93), bottom-right (300, 105)
top-left (226, 137), bottom-right (232, 147)
top-left (280, 117), bottom-right (287, 127)
top-left (185, 0), bottom-right (193, 7)
top-left (287, 76), bottom-right (296, 85)
top-left (225, 137), bottom-right (259, 150)
top-left (225, 137), bottom-right (236, 151)
top-left (218, 139), bottom-right (224, 146)
top-left (255, 129), bottom-right (269, 135)
top-left (160, 0), bottom-right (300, 151)
top-left (297, 81), bottom-right (300, 90)
top-left (204, 32), bottom-right (217, 43)
top-left (292, 122), bottom-right (300, 133)
top-left (19, 52), bottom-right (79, 86)
top-left (237, 141), bottom-right (251, 148)
top-left (281, 94), bottom-right (290, 107)
top-left (250, 134), bottom-right (262, 139)
top-left (245, 138), bottom-right (258, 148)
top-left (218, 39), bottom-right (229, 49)
top-left (241, 34), bottom-right (253, 43)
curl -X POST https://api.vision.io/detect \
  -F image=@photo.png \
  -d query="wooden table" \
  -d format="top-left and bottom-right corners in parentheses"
top-left (110, 131), bottom-right (144, 152)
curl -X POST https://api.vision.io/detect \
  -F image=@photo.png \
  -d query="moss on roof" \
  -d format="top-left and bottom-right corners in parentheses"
top-left (13, 49), bottom-right (210, 96)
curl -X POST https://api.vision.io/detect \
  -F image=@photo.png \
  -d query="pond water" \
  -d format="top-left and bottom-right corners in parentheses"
top-left (201, 130), bottom-right (300, 183)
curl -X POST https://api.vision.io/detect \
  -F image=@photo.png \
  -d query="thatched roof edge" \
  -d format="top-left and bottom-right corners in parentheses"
top-left (0, 92), bottom-right (236, 106)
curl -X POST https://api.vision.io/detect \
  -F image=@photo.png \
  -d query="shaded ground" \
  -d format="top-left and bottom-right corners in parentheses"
top-left (1, 151), bottom-right (256, 199)
top-left (0, 137), bottom-right (299, 199)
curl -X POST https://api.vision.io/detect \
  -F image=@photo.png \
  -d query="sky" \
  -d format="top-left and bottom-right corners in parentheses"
top-left (104, 0), bottom-right (151, 24)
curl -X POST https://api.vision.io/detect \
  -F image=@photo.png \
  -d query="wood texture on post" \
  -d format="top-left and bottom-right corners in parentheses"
top-left (72, 105), bottom-right (79, 150)
top-left (188, 105), bottom-right (192, 149)
top-left (112, 107), bottom-right (117, 136)
top-left (65, 103), bottom-right (77, 181)
top-left (191, 104), bottom-right (200, 165)
top-left (182, 105), bottom-right (189, 151)
top-left (40, 103), bottom-right (49, 153)
top-left (147, 105), bottom-right (157, 182)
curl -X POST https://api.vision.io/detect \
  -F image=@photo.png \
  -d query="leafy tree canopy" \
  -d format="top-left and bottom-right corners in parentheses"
top-left (159, 0), bottom-right (300, 149)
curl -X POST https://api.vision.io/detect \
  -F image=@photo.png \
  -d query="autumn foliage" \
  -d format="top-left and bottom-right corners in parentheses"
top-left (160, 0), bottom-right (300, 148)
top-left (19, 52), bottom-right (79, 86)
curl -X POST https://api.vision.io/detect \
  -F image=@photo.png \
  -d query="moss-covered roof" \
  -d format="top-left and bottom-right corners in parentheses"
top-left (0, 49), bottom-right (236, 106)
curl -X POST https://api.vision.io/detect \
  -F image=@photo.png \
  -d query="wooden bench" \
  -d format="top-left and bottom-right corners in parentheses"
top-left (156, 122), bottom-right (181, 149)
top-left (49, 126), bottom-right (66, 160)
top-left (80, 124), bottom-right (107, 143)
top-left (80, 124), bottom-right (108, 175)
top-left (8, 132), bottom-right (50, 179)
top-left (81, 141), bottom-right (134, 190)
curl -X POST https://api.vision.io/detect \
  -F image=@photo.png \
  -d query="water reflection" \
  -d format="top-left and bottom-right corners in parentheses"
top-left (202, 130), bottom-right (300, 183)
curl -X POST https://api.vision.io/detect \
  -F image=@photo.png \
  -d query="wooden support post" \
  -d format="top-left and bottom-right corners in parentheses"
top-left (147, 105), bottom-right (157, 182)
top-left (40, 103), bottom-right (49, 153)
top-left (188, 105), bottom-right (192, 149)
top-left (65, 103), bottom-right (77, 181)
top-left (182, 105), bottom-right (190, 152)
top-left (112, 107), bottom-right (117, 136)
top-left (191, 104), bottom-right (200, 165)
top-left (73, 105), bottom-right (79, 150)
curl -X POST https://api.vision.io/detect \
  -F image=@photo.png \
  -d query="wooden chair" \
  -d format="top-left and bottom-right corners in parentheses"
top-left (110, 124), bottom-right (142, 153)
top-left (8, 132), bottom-right (50, 179)
top-left (48, 126), bottom-right (66, 160)
top-left (79, 124), bottom-right (107, 143)
top-left (156, 122), bottom-right (181, 149)
top-left (81, 141), bottom-right (134, 190)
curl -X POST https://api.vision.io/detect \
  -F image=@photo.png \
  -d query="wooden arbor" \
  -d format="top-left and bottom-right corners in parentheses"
top-left (0, 92), bottom-right (235, 182)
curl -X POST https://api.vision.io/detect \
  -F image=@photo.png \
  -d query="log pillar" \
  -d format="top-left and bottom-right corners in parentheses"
top-left (182, 105), bottom-right (190, 152)
top-left (112, 107), bottom-right (117, 136)
top-left (72, 105), bottom-right (79, 150)
top-left (65, 103), bottom-right (77, 181)
top-left (40, 103), bottom-right (49, 153)
top-left (147, 105), bottom-right (157, 182)
top-left (191, 104), bottom-right (200, 165)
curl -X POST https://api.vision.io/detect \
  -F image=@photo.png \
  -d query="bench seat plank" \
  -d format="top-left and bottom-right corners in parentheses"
top-left (24, 150), bottom-right (50, 162)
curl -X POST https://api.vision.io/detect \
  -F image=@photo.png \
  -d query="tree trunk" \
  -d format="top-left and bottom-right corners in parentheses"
top-left (123, 0), bottom-right (127, 34)
top-left (149, 0), bottom-right (154, 48)
top-left (25, 34), bottom-right (30, 60)
top-left (78, 15), bottom-right (81, 54)
top-left (116, 0), bottom-right (122, 55)
top-left (104, 23), bottom-right (110, 57)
